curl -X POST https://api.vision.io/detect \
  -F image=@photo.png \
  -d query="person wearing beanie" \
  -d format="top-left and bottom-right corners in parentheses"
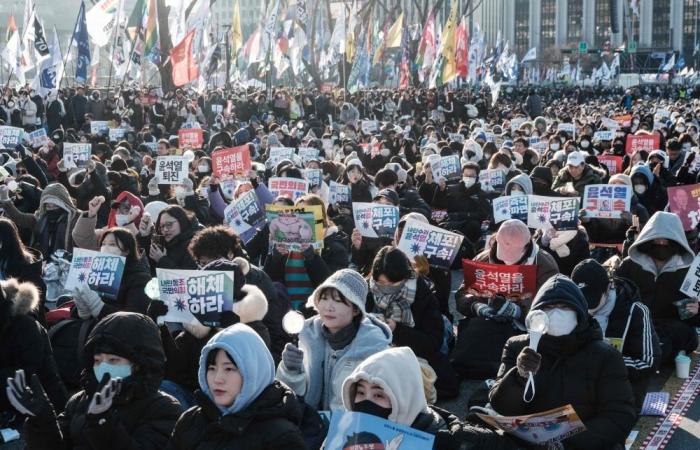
top-left (341, 157), bottom-right (376, 203)
top-left (489, 275), bottom-right (637, 450)
top-left (375, 166), bottom-right (432, 220)
top-left (572, 259), bottom-right (661, 408)
top-left (276, 268), bottom-right (391, 411)
top-left (552, 150), bottom-right (605, 198)
top-left (168, 324), bottom-right (307, 450)
top-left (530, 166), bottom-right (556, 196)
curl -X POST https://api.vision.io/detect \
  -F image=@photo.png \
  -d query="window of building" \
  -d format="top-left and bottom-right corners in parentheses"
top-left (652, 0), bottom-right (671, 48)
top-left (514, 0), bottom-right (530, 57)
top-left (540, 0), bottom-right (556, 50)
top-left (595, 0), bottom-right (612, 48)
top-left (683, 0), bottom-right (698, 55)
top-left (567, 0), bottom-right (583, 46)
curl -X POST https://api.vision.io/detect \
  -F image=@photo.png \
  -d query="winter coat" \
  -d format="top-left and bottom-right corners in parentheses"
top-left (140, 222), bottom-right (202, 272)
top-left (536, 228), bottom-right (590, 276)
top-left (1, 247), bottom-right (47, 314)
top-left (630, 164), bottom-right (668, 216)
top-left (397, 184), bottom-right (432, 219)
top-left (552, 164), bottom-right (605, 198)
top-left (434, 181), bottom-right (491, 243)
top-left (24, 312), bottom-right (182, 450)
top-left (489, 275), bottom-right (637, 450)
top-left (584, 194), bottom-right (650, 244)
top-left (276, 314), bottom-right (392, 411)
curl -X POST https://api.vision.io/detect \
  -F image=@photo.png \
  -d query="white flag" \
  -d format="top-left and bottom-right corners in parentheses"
top-left (662, 54), bottom-right (676, 72)
top-left (1, 29), bottom-right (26, 85)
top-left (32, 27), bottom-right (63, 96)
top-left (521, 47), bottom-right (537, 63)
top-left (87, 0), bottom-right (122, 47)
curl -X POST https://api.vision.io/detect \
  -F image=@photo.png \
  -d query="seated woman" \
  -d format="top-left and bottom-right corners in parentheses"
top-left (167, 324), bottom-right (306, 450)
top-left (276, 269), bottom-right (391, 411)
top-left (7, 312), bottom-right (182, 450)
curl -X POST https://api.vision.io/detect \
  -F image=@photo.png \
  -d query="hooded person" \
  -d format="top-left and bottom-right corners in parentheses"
top-left (488, 275), bottom-right (637, 450)
top-left (504, 173), bottom-right (533, 197)
top-left (630, 163), bottom-right (668, 215)
top-left (11, 312), bottom-right (182, 450)
top-left (167, 324), bottom-right (306, 450)
top-left (72, 191), bottom-right (144, 250)
top-left (529, 166), bottom-right (556, 196)
top-left (616, 212), bottom-right (699, 364)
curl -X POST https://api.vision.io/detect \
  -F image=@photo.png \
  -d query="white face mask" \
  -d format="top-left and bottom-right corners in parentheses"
top-left (510, 189), bottom-right (525, 197)
top-left (580, 141), bottom-right (590, 149)
top-left (550, 143), bottom-right (560, 151)
top-left (544, 308), bottom-right (578, 336)
top-left (115, 214), bottom-right (130, 226)
top-left (463, 177), bottom-right (476, 188)
top-left (175, 186), bottom-right (186, 197)
top-left (197, 164), bottom-right (209, 173)
top-left (634, 184), bottom-right (647, 195)
top-left (100, 245), bottom-right (124, 256)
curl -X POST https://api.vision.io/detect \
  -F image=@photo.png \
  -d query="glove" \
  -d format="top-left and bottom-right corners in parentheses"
top-left (148, 176), bottom-right (160, 196)
top-left (57, 159), bottom-right (67, 172)
top-left (489, 296), bottom-right (522, 320)
top-left (146, 300), bottom-right (168, 323)
top-left (0, 185), bottom-right (9, 202)
top-left (516, 347), bottom-right (542, 379)
top-left (73, 285), bottom-right (104, 319)
top-left (302, 245), bottom-right (316, 260)
top-left (282, 343), bottom-right (304, 373)
top-left (6, 369), bottom-right (55, 418)
top-left (473, 302), bottom-right (495, 318)
top-left (87, 373), bottom-right (122, 416)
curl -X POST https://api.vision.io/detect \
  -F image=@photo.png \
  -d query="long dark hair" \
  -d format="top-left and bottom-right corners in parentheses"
top-left (98, 228), bottom-right (141, 261)
top-left (156, 205), bottom-right (194, 235)
top-left (0, 218), bottom-right (35, 267)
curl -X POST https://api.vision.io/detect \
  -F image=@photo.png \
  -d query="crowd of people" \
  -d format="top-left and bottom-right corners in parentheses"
top-left (1, 80), bottom-right (699, 450)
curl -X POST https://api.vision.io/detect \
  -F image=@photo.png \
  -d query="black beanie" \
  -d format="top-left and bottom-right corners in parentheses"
top-left (571, 259), bottom-right (610, 309)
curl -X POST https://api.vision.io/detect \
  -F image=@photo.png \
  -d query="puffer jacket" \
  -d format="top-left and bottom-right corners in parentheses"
top-left (139, 222), bottom-right (202, 273)
top-left (552, 164), bottom-right (605, 197)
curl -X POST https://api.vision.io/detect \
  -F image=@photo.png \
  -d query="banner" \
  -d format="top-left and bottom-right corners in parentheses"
top-left (493, 195), bottom-right (529, 223)
top-left (479, 169), bottom-right (506, 192)
top-left (527, 195), bottom-right (580, 230)
top-left (598, 155), bottom-right (623, 175)
top-left (65, 248), bottom-right (125, 300)
top-left (298, 147), bottom-right (320, 164)
top-left (437, 154), bottom-right (461, 180)
top-left (90, 120), bottom-right (109, 135)
top-left (178, 128), bottom-right (203, 148)
top-left (329, 181), bottom-right (351, 205)
top-left (268, 177), bottom-right (309, 201)
top-left (462, 259), bottom-right (537, 299)
top-left (625, 134), bottom-right (660, 155)
top-left (223, 190), bottom-right (265, 243)
top-left (27, 128), bottom-right (49, 147)
top-left (156, 156), bottom-right (189, 184)
top-left (266, 204), bottom-right (324, 252)
top-left (668, 183), bottom-right (700, 231)
top-left (448, 132), bottom-right (465, 143)
top-left (86, 0), bottom-right (120, 47)
top-left (63, 143), bottom-right (92, 169)
top-left (212, 145), bottom-right (252, 177)
top-left (0, 126), bottom-right (24, 147)
top-left (475, 405), bottom-right (586, 445)
top-left (324, 411), bottom-right (434, 450)
top-left (156, 268), bottom-right (235, 327)
top-left (267, 147), bottom-right (295, 166)
top-left (397, 219), bottom-right (464, 269)
top-left (352, 202), bottom-right (400, 239)
top-left (583, 184), bottom-right (632, 219)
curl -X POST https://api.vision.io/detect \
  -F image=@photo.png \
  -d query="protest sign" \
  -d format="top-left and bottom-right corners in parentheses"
top-left (397, 219), bottom-right (464, 269)
top-left (65, 248), bottom-right (125, 300)
top-left (90, 121), bottom-right (109, 136)
top-left (583, 184), bottom-right (631, 219)
top-left (462, 260), bottom-right (537, 300)
top-left (475, 405), bottom-right (586, 446)
top-left (598, 155), bottom-right (623, 174)
top-left (324, 411), bottom-right (434, 450)
top-left (0, 126), bottom-right (23, 147)
top-left (220, 179), bottom-right (238, 199)
top-left (600, 117), bottom-right (620, 130)
top-left (63, 143), bottom-right (92, 169)
top-left (668, 183), bottom-right (700, 231)
top-left (593, 130), bottom-right (614, 141)
top-left (431, 209), bottom-right (448, 223)
top-left (178, 128), bottom-right (203, 148)
top-left (614, 114), bottom-right (633, 128)
top-left (267, 147), bottom-right (296, 167)
top-left (361, 120), bottom-right (378, 134)
top-left (557, 123), bottom-right (576, 138)
top-left (156, 156), bottom-right (189, 184)
top-left (479, 169), bottom-right (506, 192)
top-left (322, 138), bottom-right (333, 152)
top-left (329, 181), bottom-right (351, 206)
top-left (108, 128), bottom-right (125, 141)
top-left (27, 128), bottom-right (49, 147)
top-left (223, 190), bottom-right (266, 243)
top-left (352, 202), bottom-right (400, 239)
top-left (527, 195), bottom-right (580, 230)
top-left (528, 136), bottom-right (540, 146)
top-left (156, 268), bottom-right (235, 327)
top-left (493, 195), bottom-right (529, 224)
top-left (681, 254), bottom-right (700, 298)
top-left (303, 169), bottom-right (322, 188)
top-left (625, 133), bottom-right (660, 154)
top-left (212, 145), bottom-right (252, 177)
top-left (268, 177), bottom-right (309, 201)
top-left (509, 117), bottom-right (527, 132)
top-left (437, 154), bottom-right (461, 180)
top-left (298, 147), bottom-right (320, 164)
top-left (266, 204), bottom-right (324, 252)
top-left (449, 132), bottom-right (465, 143)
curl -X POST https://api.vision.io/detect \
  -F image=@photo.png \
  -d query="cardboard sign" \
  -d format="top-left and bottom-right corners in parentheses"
top-left (63, 143), bottom-right (92, 169)
top-left (476, 405), bottom-right (586, 445)
top-left (462, 259), bottom-right (537, 299)
top-left (493, 195), bottom-right (529, 223)
top-left (437, 154), bottom-right (461, 180)
top-left (27, 128), bottom-right (49, 147)
top-left (625, 134), bottom-right (660, 155)
top-left (266, 204), bottom-right (324, 252)
top-left (155, 156), bottom-right (189, 184)
top-left (324, 411), bottom-right (434, 450)
top-left (156, 268), bottom-right (235, 327)
top-left (65, 248), bottom-right (126, 300)
top-left (557, 123), bottom-right (576, 138)
top-left (267, 147), bottom-right (295, 167)
top-left (298, 147), bottom-right (320, 164)
top-left (449, 132), bottom-right (465, 143)
top-left (90, 121), bottom-right (109, 136)
top-left (583, 184), bottom-right (631, 219)
top-left (397, 219), bottom-right (464, 269)
top-left (352, 202), bottom-right (400, 239)
top-left (668, 183), bottom-right (700, 231)
top-left (108, 128), bottom-right (125, 141)
top-left (361, 120), bottom-right (378, 134)
top-left (223, 190), bottom-right (266, 243)
top-left (212, 145), bottom-right (252, 177)
top-left (268, 177), bottom-right (309, 201)
top-left (598, 155), bottom-right (623, 175)
top-left (593, 130), bottom-right (614, 141)
top-left (303, 169), bottom-right (322, 188)
top-left (479, 169), bottom-right (506, 192)
top-left (527, 195), bottom-right (580, 230)
top-left (329, 181), bottom-right (351, 205)
top-left (178, 128), bottom-right (203, 148)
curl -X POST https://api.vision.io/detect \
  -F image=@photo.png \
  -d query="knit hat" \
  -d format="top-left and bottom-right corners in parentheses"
top-left (571, 259), bottom-right (610, 310)
top-left (609, 174), bottom-right (632, 187)
top-left (306, 269), bottom-right (368, 314)
top-left (373, 188), bottom-right (400, 206)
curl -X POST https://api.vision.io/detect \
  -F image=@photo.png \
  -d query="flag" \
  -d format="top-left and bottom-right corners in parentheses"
top-left (631, 0), bottom-right (639, 17)
top-left (31, 14), bottom-right (49, 58)
top-left (20, 0), bottom-right (36, 72)
top-left (455, 15), bottom-right (469, 79)
top-left (86, 0), bottom-right (121, 47)
top-left (142, 0), bottom-right (160, 64)
top-left (440, 1), bottom-right (459, 84)
top-left (521, 47), bottom-right (537, 63)
top-left (399, 26), bottom-right (410, 88)
top-left (1, 26), bottom-right (25, 84)
top-left (416, 10), bottom-right (435, 70)
top-left (346, 1), bottom-right (357, 63)
top-left (74, 1), bottom-right (91, 83)
top-left (329, 6), bottom-right (346, 55)
top-left (126, 0), bottom-right (146, 42)
top-left (231, 0), bottom-right (243, 55)
top-left (385, 12), bottom-right (403, 48)
top-left (33, 27), bottom-right (63, 96)
top-left (296, 0), bottom-right (308, 29)
top-left (676, 54), bottom-right (686, 70)
top-left (5, 15), bottom-right (17, 42)
top-left (171, 29), bottom-right (198, 86)
top-left (662, 53), bottom-right (676, 72)
top-left (263, 0), bottom-right (280, 51)
top-left (610, 53), bottom-right (620, 74)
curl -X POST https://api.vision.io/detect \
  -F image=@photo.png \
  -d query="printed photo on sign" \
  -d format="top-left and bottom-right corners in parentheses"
top-left (223, 190), bottom-right (266, 244)
top-left (63, 143), bottom-right (92, 169)
top-left (479, 169), bottom-right (506, 193)
top-left (65, 248), bottom-right (126, 300)
top-left (178, 128), bottom-right (204, 148)
top-left (324, 411), bottom-right (434, 450)
top-left (527, 195), bottom-right (580, 230)
top-left (268, 177), bottom-right (309, 201)
top-left (156, 269), bottom-right (235, 327)
top-left (583, 184), bottom-right (631, 219)
top-left (352, 202), bottom-right (400, 239)
top-left (329, 181), bottom-right (351, 206)
top-left (462, 259), bottom-right (537, 300)
top-left (493, 195), bottom-right (529, 224)
top-left (27, 128), bottom-right (49, 147)
top-left (156, 156), bottom-right (189, 184)
top-left (266, 204), bottom-right (324, 252)
top-left (668, 184), bottom-right (700, 231)
top-left (397, 219), bottom-right (464, 270)
top-left (90, 121), bottom-right (109, 136)
top-left (476, 405), bottom-right (586, 445)
top-left (212, 145), bottom-right (252, 177)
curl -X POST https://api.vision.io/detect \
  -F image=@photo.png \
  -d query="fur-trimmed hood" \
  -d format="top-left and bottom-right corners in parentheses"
top-left (0, 278), bottom-right (40, 319)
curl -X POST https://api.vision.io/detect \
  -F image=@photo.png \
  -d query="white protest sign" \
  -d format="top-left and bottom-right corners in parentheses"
top-left (0, 126), bottom-right (24, 147)
top-left (329, 181), bottom-right (351, 205)
top-left (155, 156), bottom-right (189, 184)
top-left (582, 184), bottom-right (632, 219)
top-left (268, 177), bottom-right (309, 201)
top-left (90, 121), bottom-right (109, 135)
top-left (108, 128), bottom-right (126, 141)
top-left (681, 255), bottom-right (700, 299)
top-left (63, 143), bottom-right (92, 169)
top-left (361, 120), bottom-right (378, 134)
top-left (493, 195), bottom-right (529, 224)
top-left (527, 195), bottom-right (580, 230)
top-left (352, 202), bottom-right (400, 238)
top-left (397, 219), bottom-right (464, 270)
top-left (479, 169), bottom-right (506, 192)
top-left (297, 147), bottom-right (320, 164)
top-left (267, 147), bottom-right (295, 167)
top-left (593, 130), bottom-right (614, 141)
top-left (27, 128), bottom-right (49, 147)
top-left (557, 123), bottom-right (576, 139)
top-left (449, 133), bottom-right (465, 143)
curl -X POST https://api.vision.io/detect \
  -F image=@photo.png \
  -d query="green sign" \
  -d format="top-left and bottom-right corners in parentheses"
top-left (628, 41), bottom-right (637, 54)
top-left (578, 41), bottom-right (588, 54)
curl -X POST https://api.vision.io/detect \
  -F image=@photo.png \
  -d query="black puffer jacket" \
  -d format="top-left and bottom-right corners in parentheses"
top-left (435, 181), bottom-right (491, 243)
top-left (489, 275), bottom-right (636, 450)
top-left (140, 223), bottom-right (202, 273)
top-left (167, 382), bottom-right (306, 450)
top-left (25, 312), bottom-right (182, 450)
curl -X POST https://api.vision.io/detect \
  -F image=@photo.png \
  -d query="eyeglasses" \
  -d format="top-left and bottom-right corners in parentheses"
top-left (159, 221), bottom-right (178, 231)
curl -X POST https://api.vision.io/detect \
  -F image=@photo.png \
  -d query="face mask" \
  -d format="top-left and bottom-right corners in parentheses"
top-left (633, 184), bottom-right (647, 195)
top-left (580, 141), bottom-right (590, 149)
top-left (93, 361), bottom-right (132, 382)
top-left (544, 308), bottom-right (578, 336)
top-left (642, 243), bottom-right (676, 262)
top-left (677, 127), bottom-right (686, 133)
top-left (197, 164), bottom-right (209, 173)
top-left (550, 143), bottom-right (560, 151)
top-left (463, 177), bottom-right (476, 188)
top-left (114, 214), bottom-right (130, 226)
top-left (100, 245), bottom-right (124, 256)
top-left (353, 399), bottom-right (392, 419)
top-left (510, 189), bottom-right (525, 197)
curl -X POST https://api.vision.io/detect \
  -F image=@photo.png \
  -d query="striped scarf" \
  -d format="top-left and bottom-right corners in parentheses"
top-left (284, 251), bottom-right (313, 310)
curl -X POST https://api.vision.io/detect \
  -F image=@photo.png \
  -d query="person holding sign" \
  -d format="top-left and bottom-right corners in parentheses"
top-left (489, 275), bottom-right (637, 450)
top-left (167, 324), bottom-right (307, 450)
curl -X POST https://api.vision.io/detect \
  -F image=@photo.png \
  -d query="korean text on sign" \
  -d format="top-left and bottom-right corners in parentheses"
top-left (212, 145), bottom-right (252, 177)
top-left (268, 177), bottom-right (309, 201)
top-left (178, 128), bottom-right (203, 148)
top-left (397, 219), bottom-right (464, 270)
top-left (156, 156), bottom-right (189, 184)
top-left (462, 260), bottom-right (537, 300)
top-left (583, 184), bottom-right (631, 219)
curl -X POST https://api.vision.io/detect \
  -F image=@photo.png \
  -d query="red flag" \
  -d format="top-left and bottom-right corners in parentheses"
top-left (455, 17), bottom-right (469, 79)
top-left (171, 30), bottom-right (199, 87)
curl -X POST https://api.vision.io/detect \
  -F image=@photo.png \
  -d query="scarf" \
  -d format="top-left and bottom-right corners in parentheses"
top-left (370, 277), bottom-right (417, 327)
top-left (322, 316), bottom-right (361, 350)
top-left (548, 230), bottom-right (578, 258)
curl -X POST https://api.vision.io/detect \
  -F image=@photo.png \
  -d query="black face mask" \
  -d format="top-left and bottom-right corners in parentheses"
top-left (45, 208), bottom-right (65, 221)
top-left (639, 241), bottom-right (677, 262)
top-left (353, 400), bottom-right (392, 419)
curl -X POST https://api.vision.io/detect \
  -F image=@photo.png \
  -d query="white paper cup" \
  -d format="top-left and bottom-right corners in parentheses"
top-left (675, 354), bottom-right (691, 379)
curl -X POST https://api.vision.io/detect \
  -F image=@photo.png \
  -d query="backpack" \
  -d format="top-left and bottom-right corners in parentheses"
top-left (48, 318), bottom-right (95, 389)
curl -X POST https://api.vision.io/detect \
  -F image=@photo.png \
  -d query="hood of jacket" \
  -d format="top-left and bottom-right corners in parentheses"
top-left (628, 211), bottom-right (694, 274)
top-left (108, 191), bottom-right (144, 228)
top-left (37, 182), bottom-right (76, 216)
top-left (341, 347), bottom-right (429, 426)
top-left (505, 173), bottom-right (533, 196)
top-left (630, 164), bottom-right (654, 186)
top-left (198, 323), bottom-right (275, 415)
top-left (530, 274), bottom-right (590, 331)
top-left (0, 278), bottom-right (40, 332)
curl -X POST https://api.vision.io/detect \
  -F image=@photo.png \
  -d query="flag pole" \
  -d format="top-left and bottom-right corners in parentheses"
top-left (106, 0), bottom-right (124, 96)
top-left (57, 5), bottom-right (83, 91)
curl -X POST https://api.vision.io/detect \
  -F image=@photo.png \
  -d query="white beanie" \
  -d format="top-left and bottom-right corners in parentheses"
top-left (306, 269), bottom-right (368, 313)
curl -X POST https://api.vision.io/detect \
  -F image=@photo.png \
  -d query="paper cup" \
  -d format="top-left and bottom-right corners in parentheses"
top-left (675, 353), bottom-right (691, 379)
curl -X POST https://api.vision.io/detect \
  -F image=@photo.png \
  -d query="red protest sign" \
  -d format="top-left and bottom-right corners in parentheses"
top-left (212, 145), bottom-right (252, 177)
top-left (597, 155), bottom-right (623, 174)
top-left (178, 128), bottom-right (203, 148)
top-left (614, 114), bottom-right (633, 128)
top-left (668, 183), bottom-right (700, 231)
top-left (625, 133), bottom-right (660, 155)
top-left (462, 259), bottom-right (537, 300)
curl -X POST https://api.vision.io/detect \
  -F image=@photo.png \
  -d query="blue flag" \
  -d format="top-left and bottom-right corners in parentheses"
top-left (74, 1), bottom-right (91, 83)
